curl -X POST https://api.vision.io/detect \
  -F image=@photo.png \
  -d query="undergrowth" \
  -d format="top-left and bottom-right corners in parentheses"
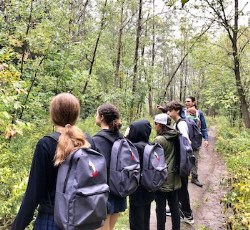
top-left (215, 117), bottom-right (250, 230)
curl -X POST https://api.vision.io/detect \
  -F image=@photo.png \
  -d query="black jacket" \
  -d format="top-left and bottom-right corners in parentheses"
top-left (93, 129), bottom-right (123, 168)
top-left (127, 120), bottom-right (155, 206)
top-left (11, 136), bottom-right (58, 230)
top-left (11, 132), bottom-right (95, 230)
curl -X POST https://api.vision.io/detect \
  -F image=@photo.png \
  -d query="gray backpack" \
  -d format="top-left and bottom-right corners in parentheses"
top-left (140, 143), bottom-right (168, 192)
top-left (179, 118), bottom-right (202, 150)
top-left (95, 132), bottom-right (140, 197)
top-left (47, 133), bottom-right (109, 230)
top-left (175, 133), bottom-right (195, 177)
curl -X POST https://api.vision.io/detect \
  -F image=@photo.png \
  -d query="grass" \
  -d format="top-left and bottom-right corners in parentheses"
top-left (214, 116), bottom-right (250, 229)
top-left (115, 200), bottom-right (129, 230)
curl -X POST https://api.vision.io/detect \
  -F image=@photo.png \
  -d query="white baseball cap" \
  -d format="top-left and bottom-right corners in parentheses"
top-left (154, 113), bottom-right (170, 125)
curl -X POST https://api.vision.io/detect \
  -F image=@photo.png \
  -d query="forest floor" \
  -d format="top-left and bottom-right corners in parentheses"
top-left (150, 126), bottom-right (229, 230)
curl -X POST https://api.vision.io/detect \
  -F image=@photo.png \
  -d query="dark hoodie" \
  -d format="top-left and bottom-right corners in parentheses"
top-left (154, 128), bottom-right (181, 192)
top-left (127, 120), bottom-right (155, 206)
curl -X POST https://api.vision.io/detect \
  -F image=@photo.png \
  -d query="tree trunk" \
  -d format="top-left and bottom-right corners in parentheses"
top-left (183, 56), bottom-right (188, 100)
top-left (148, 0), bottom-right (155, 117)
top-left (19, 57), bottom-right (45, 119)
top-left (82, 0), bottom-right (107, 94)
top-left (162, 21), bottom-right (213, 98)
top-left (20, 0), bottom-right (34, 77)
top-left (204, 0), bottom-right (250, 128)
top-left (77, 0), bottom-right (89, 37)
top-left (232, 0), bottom-right (250, 127)
top-left (114, 1), bottom-right (124, 88)
top-left (179, 46), bottom-right (184, 102)
top-left (130, 0), bottom-right (142, 120)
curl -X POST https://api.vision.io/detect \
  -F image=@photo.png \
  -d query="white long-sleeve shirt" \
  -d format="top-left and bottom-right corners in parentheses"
top-left (174, 120), bottom-right (191, 143)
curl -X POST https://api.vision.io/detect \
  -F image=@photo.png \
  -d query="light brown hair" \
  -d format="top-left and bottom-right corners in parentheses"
top-left (50, 93), bottom-right (90, 166)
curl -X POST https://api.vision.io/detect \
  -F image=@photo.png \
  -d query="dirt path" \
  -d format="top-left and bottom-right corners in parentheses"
top-left (150, 126), bottom-right (229, 230)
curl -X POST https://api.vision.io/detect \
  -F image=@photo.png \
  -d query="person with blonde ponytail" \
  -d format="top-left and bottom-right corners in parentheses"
top-left (11, 93), bottom-right (90, 230)
top-left (93, 103), bottom-right (126, 230)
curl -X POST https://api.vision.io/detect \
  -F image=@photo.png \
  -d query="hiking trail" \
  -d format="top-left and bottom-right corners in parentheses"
top-left (150, 126), bottom-right (229, 230)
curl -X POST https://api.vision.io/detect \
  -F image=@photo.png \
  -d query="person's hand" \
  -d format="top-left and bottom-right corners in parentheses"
top-left (156, 104), bottom-right (164, 110)
top-left (156, 104), bottom-right (167, 112)
top-left (204, 141), bottom-right (208, 148)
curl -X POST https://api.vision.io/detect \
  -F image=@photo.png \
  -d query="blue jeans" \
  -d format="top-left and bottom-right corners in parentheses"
top-left (155, 190), bottom-right (180, 230)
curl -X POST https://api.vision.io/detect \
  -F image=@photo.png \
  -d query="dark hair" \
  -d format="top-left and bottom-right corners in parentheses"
top-left (97, 103), bottom-right (122, 131)
top-left (156, 123), bottom-right (172, 135)
top-left (166, 100), bottom-right (183, 115)
top-left (186, 96), bottom-right (196, 102)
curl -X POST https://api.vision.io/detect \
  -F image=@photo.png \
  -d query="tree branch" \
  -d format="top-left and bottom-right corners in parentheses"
top-left (240, 37), bottom-right (250, 53)
top-left (163, 20), bottom-right (214, 97)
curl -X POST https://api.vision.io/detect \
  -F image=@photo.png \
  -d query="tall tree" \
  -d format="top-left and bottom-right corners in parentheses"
top-left (204, 0), bottom-right (250, 128)
top-left (148, 0), bottom-right (155, 116)
top-left (82, 0), bottom-right (108, 94)
top-left (130, 0), bottom-right (143, 119)
top-left (114, 0), bottom-right (125, 88)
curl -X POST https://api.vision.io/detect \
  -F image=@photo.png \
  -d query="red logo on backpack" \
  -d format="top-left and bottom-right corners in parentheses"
top-left (154, 151), bottom-right (160, 161)
top-left (89, 160), bottom-right (98, 177)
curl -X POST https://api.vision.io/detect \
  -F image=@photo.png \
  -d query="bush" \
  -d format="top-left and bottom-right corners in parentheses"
top-left (215, 117), bottom-right (250, 230)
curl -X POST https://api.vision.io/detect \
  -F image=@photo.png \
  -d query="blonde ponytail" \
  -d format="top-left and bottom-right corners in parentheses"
top-left (54, 125), bottom-right (90, 166)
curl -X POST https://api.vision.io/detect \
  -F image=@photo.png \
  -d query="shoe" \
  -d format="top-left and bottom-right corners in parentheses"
top-left (166, 205), bottom-right (171, 216)
top-left (191, 178), bottom-right (203, 187)
top-left (166, 209), bottom-right (171, 216)
top-left (180, 214), bottom-right (194, 225)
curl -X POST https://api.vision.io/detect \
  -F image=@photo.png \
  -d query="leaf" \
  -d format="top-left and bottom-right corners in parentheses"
top-left (181, 0), bottom-right (189, 7)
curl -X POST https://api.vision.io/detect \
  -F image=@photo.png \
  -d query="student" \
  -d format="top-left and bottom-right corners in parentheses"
top-left (125, 120), bottom-right (154, 230)
top-left (186, 107), bottom-right (201, 128)
top-left (93, 103), bottom-right (126, 230)
top-left (11, 93), bottom-right (90, 230)
top-left (184, 96), bottom-right (208, 187)
top-left (157, 97), bottom-right (208, 187)
top-left (166, 101), bottom-right (194, 225)
top-left (154, 113), bottom-right (181, 230)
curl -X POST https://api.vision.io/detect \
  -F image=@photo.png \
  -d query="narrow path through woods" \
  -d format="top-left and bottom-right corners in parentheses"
top-left (150, 126), bottom-right (229, 230)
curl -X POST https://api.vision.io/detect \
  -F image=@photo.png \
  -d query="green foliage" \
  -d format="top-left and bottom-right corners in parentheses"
top-left (215, 117), bottom-right (250, 230)
top-left (1, 0), bottom-right (250, 228)
top-left (0, 124), bottom-right (37, 229)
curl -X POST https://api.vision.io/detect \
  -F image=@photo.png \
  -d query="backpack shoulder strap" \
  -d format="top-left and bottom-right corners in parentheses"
top-left (136, 141), bottom-right (147, 148)
top-left (95, 130), bottom-right (122, 143)
top-left (45, 132), bottom-right (61, 142)
top-left (85, 133), bottom-right (97, 150)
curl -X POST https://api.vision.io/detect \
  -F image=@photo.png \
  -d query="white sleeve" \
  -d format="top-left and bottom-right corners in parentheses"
top-left (177, 120), bottom-right (191, 142)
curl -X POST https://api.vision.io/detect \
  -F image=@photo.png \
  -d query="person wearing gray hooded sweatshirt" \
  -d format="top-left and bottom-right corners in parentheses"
top-left (126, 120), bottom-right (155, 230)
top-left (154, 113), bottom-right (181, 230)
